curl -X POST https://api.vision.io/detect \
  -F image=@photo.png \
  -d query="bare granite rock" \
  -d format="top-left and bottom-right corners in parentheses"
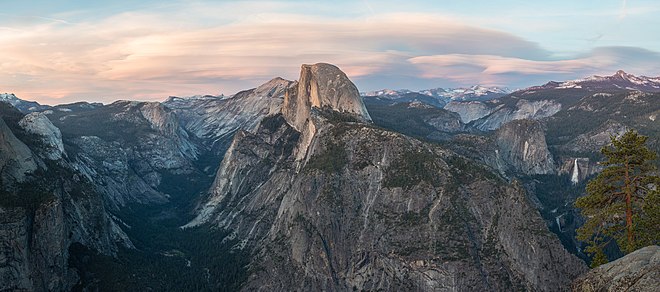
top-left (1, 108), bottom-right (129, 291)
top-left (18, 112), bottom-right (66, 160)
top-left (495, 119), bottom-right (556, 175)
top-left (0, 118), bottom-right (37, 182)
top-left (572, 245), bottom-right (659, 292)
top-left (283, 63), bottom-right (371, 131)
top-left (188, 64), bottom-right (586, 291)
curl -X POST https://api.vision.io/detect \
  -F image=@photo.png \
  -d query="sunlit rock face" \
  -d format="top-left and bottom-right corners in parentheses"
top-left (19, 112), bottom-right (65, 160)
top-left (474, 99), bottom-right (562, 131)
top-left (164, 77), bottom-right (293, 155)
top-left (187, 64), bottom-right (586, 291)
top-left (282, 63), bottom-right (371, 132)
top-left (444, 101), bottom-right (493, 123)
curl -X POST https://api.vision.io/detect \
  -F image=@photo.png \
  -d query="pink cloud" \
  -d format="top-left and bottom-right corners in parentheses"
top-left (407, 47), bottom-right (660, 87)
top-left (0, 7), bottom-right (658, 104)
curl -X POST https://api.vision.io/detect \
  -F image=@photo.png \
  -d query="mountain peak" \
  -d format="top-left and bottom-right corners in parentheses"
top-left (0, 93), bottom-right (50, 113)
top-left (532, 70), bottom-right (660, 92)
top-left (363, 86), bottom-right (509, 104)
top-left (282, 63), bottom-right (371, 131)
top-left (0, 93), bottom-right (18, 101)
top-left (615, 69), bottom-right (628, 76)
top-left (253, 77), bottom-right (294, 99)
top-left (612, 70), bottom-right (635, 81)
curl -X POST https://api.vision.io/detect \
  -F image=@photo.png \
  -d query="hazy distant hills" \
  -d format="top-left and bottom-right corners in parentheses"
top-left (528, 70), bottom-right (660, 92)
top-left (362, 85), bottom-right (510, 108)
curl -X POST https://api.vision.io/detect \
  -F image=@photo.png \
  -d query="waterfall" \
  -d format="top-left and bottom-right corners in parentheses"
top-left (571, 158), bottom-right (579, 184)
top-left (556, 214), bottom-right (565, 232)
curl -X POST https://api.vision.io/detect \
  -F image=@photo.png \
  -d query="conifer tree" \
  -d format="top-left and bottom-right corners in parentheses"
top-left (576, 129), bottom-right (660, 267)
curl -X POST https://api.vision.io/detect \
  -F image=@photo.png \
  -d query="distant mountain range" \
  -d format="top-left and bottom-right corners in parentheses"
top-left (0, 93), bottom-right (52, 113)
top-left (2, 68), bottom-right (659, 290)
top-left (362, 85), bottom-right (511, 103)
top-left (526, 70), bottom-right (660, 92)
top-left (5, 70), bottom-right (657, 114)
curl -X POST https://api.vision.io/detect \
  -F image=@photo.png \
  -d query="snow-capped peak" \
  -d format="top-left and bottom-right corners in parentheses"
top-left (362, 86), bottom-right (510, 102)
top-left (362, 89), bottom-right (412, 97)
top-left (420, 85), bottom-right (510, 101)
top-left (1, 93), bottom-right (19, 103)
top-left (546, 71), bottom-right (660, 91)
top-left (0, 93), bottom-right (51, 113)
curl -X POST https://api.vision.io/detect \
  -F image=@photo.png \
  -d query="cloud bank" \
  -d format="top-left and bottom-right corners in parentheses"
top-left (1, 3), bottom-right (659, 104)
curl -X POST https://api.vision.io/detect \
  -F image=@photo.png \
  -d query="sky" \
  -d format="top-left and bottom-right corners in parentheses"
top-left (1, 0), bottom-right (659, 104)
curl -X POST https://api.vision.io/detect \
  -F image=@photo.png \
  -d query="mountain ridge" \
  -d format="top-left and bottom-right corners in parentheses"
top-left (185, 63), bottom-right (588, 290)
top-left (2, 66), bottom-right (659, 290)
top-left (524, 70), bottom-right (660, 92)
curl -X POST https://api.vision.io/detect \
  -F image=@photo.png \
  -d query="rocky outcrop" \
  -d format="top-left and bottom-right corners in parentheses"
top-left (562, 120), bottom-right (627, 154)
top-left (0, 194), bottom-right (128, 291)
top-left (69, 135), bottom-right (169, 207)
top-left (444, 101), bottom-right (493, 123)
top-left (558, 158), bottom-right (600, 184)
top-left (48, 100), bottom-right (202, 209)
top-left (186, 64), bottom-right (373, 226)
top-left (424, 111), bottom-right (464, 134)
top-left (282, 63), bottom-right (371, 131)
top-left (572, 245), bottom-right (659, 292)
top-left (18, 112), bottom-right (66, 160)
top-left (191, 117), bottom-right (586, 291)
top-left (494, 119), bottom-right (556, 175)
top-left (164, 77), bottom-right (293, 155)
top-left (474, 99), bottom-right (562, 131)
top-left (132, 101), bottom-right (198, 169)
top-left (189, 64), bottom-right (586, 291)
top-left (0, 93), bottom-right (50, 113)
top-left (1, 107), bottom-right (129, 291)
top-left (0, 118), bottom-right (37, 182)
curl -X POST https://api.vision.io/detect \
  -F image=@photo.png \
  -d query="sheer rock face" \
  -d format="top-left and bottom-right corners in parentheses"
top-left (48, 100), bottom-right (202, 209)
top-left (572, 246), bottom-right (659, 292)
top-left (189, 64), bottom-right (586, 291)
top-left (164, 77), bottom-right (293, 155)
top-left (444, 101), bottom-right (493, 123)
top-left (472, 99), bottom-right (562, 131)
top-left (563, 119), bottom-right (627, 154)
top-left (191, 117), bottom-right (586, 291)
top-left (0, 196), bottom-right (126, 292)
top-left (283, 63), bottom-right (371, 132)
top-left (0, 107), bottom-right (129, 292)
top-left (495, 119), bottom-right (556, 175)
top-left (18, 112), bottom-right (65, 160)
top-left (558, 157), bottom-right (600, 184)
top-left (0, 118), bottom-right (37, 182)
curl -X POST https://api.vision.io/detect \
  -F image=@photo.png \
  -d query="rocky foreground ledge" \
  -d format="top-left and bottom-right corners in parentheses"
top-left (572, 245), bottom-right (659, 291)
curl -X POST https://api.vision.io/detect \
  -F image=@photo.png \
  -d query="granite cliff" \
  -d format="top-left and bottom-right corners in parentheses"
top-left (282, 63), bottom-right (371, 132)
top-left (494, 119), bottom-right (556, 175)
top-left (188, 63), bottom-right (587, 291)
top-left (572, 245), bottom-right (659, 292)
top-left (0, 104), bottom-right (129, 291)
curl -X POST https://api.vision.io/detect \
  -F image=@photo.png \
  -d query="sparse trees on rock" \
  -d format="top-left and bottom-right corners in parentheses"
top-left (576, 129), bottom-right (660, 267)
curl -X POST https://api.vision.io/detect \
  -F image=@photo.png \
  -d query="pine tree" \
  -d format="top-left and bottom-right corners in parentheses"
top-left (576, 129), bottom-right (660, 267)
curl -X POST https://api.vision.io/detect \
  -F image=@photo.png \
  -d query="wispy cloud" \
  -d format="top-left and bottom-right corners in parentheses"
top-left (0, 1), bottom-right (658, 104)
top-left (408, 47), bottom-right (660, 86)
top-left (619, 0), bottom-right (628, 20)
